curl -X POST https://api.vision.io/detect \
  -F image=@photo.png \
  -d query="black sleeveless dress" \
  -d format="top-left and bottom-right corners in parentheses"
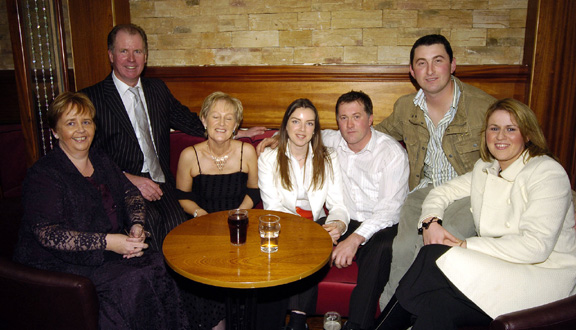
top-left (179, 143), bottom-right (249, 329)
top-left (188, 142), bottom-right (248, 214)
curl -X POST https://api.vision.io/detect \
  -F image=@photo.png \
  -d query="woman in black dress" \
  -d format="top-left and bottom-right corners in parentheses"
top-left (176, 91), bottom-right (260, 216)
top-left (175, 91), bottom-right (260, 329)
top-left (14, 92), bottom-right (188, 329)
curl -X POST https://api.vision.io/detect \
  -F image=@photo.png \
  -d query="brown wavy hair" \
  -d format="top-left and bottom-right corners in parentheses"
top-left (480, 98), bottom-right (555, 163)
top-left (277, 98), bottom-right (332, 191)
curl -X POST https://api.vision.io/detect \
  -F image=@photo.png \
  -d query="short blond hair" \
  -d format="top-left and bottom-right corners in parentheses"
top-left (199, 91), bottom-right (243, 124)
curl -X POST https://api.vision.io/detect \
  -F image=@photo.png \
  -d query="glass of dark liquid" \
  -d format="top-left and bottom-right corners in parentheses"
top-left (227, 209), bottom-right (249, 246)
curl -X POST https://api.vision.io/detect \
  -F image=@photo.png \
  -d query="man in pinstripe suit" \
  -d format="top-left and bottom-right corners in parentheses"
top-left (82, 24), bottom-right (265, 251)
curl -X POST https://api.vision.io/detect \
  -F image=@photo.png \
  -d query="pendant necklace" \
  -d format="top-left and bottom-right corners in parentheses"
top-left (208, 143), bottom-right (231, 171)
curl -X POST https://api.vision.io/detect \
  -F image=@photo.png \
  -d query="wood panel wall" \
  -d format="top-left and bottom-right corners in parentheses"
top-left (68, 0), bottom-right (131, 91)
top-left (0, 70), bottom-right (20, 125)
top-left (145, 65), bottom-right (529, 130)
top-left (525, 0), bottom-right (576, 189)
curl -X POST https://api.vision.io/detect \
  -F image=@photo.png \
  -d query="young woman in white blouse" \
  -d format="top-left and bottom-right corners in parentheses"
top-left (258, 98), bottom-right (349, 330)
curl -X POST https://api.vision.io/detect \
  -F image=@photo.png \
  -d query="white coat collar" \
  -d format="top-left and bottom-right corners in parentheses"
top-left (483, 150), bottom-right (530, 182)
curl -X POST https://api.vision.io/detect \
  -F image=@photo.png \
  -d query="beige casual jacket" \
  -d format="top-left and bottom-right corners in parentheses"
top-left (374, 76), bottom-right (497, 190)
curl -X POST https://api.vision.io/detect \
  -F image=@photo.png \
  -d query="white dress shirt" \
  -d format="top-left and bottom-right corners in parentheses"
top-left (322, 128), bottom-right (409, 242)
top-left (111, 71), bottom-right (157, 174)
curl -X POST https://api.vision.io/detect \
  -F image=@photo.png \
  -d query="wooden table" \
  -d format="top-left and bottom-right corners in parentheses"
top-left (163, 209), bottom-right (334, 329)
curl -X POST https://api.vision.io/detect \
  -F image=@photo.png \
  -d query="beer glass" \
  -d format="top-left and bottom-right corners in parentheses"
top-left (228, 209), bottom-right (248, 246)
top-left (258, 214), bottom-right (281, 253)
top-left (323, 311), bottom-right (341, 330)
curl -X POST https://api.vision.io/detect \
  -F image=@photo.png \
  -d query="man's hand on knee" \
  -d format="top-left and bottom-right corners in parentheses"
top-left (331, 233), bottom-right (365, 268)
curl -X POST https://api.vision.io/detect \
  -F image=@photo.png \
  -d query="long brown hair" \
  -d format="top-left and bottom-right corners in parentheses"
top-left (277, 98), bottom-right (332, 191)
top-left (480, 98), bottom-right (555, 163)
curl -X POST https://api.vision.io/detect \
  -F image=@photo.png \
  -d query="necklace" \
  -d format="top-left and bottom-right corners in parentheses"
top-left (208, 143), bottom-right (231, 171)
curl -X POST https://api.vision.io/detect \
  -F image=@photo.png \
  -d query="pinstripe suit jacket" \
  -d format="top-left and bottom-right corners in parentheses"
top-left (81, 74), bottom-right (204, 186)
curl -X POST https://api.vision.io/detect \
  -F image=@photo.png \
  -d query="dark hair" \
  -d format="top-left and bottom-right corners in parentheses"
top-left (480, 98), bottom-right (554, 163)
top-left (277, 98), bottom-right (332, 191)
top-left (48, 92), bottom-right (96, 130)
top-left (107, 24), bottom-right (148, 54)
top-left (335, 90), bottom-right (373, 116)
top-left (410, 34), bottom-right (453, 66)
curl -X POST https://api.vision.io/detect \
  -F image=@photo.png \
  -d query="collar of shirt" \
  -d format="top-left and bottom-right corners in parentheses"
top-left (111, 70), bottom-right (143, 97)
top-left (285, 142), bottom-right (315, 161)
top-left (337, 127), bottom-right (376, 155)
top-left (413, 76), bottom-right (461, 115)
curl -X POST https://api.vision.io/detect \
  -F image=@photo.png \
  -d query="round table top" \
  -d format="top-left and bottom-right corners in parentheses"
top-left (163, 209), bottom-right (334, 289)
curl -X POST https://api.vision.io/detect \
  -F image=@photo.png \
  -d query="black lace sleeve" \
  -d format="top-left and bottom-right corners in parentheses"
top-left (33, 224), bottom-right (107, 251)
top-left (18, 153), bottom-right (112, 266)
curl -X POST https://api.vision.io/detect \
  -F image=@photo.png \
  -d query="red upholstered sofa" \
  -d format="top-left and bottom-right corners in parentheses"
top-left (169, 130), bottom-right (360, 316)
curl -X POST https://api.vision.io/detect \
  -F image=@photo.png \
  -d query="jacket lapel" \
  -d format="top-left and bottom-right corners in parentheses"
top-left (140, 78), bottom-right (162, 145)
top-left (101, 75), bottom-right (139, 144)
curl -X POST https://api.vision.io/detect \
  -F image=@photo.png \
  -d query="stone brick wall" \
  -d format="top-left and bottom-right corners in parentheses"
top-left (130, 0), bottom-right (529, 66)
top-left (0, 0), bottom-right (528, 70)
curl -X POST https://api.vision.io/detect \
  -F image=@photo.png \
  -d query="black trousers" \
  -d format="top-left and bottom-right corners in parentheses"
top-left (395, 245), bottom-right (492, 330)
top-left (340, 220), bottom-right (397, 329)
top-left (297, 219), bottom-right (398, 329)
top-left (257, 219), bottom-right (397, 330)
top-left (140, 176), bottom-right (188, 251)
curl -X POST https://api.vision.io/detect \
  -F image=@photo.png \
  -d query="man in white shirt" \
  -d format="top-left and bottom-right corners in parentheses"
top-left (320, 91), bottom-right (409, 330)
top-left (259, 91), bottom-right (409, 330)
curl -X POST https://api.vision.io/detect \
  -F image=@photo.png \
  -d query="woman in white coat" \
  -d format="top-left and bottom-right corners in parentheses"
top-left (258, 98), bottom-right (349, 330)
top-left (374, 98), bottom-right (576, 330)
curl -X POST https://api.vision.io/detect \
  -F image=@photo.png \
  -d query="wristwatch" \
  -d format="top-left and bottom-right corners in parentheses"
top-left (418, 217), bottom-right (443, 234)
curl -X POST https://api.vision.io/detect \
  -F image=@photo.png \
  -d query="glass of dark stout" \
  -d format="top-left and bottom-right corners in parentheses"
top-left (227, 209), bottom-right (249, 245)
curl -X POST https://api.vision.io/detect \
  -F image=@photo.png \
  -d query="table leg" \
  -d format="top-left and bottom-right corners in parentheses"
top-left (225, 290), bottom-right (257, 330)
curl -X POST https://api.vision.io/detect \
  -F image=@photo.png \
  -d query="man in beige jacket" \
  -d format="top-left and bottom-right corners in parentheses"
top-left (377, 34), bottom-right (497, 307)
